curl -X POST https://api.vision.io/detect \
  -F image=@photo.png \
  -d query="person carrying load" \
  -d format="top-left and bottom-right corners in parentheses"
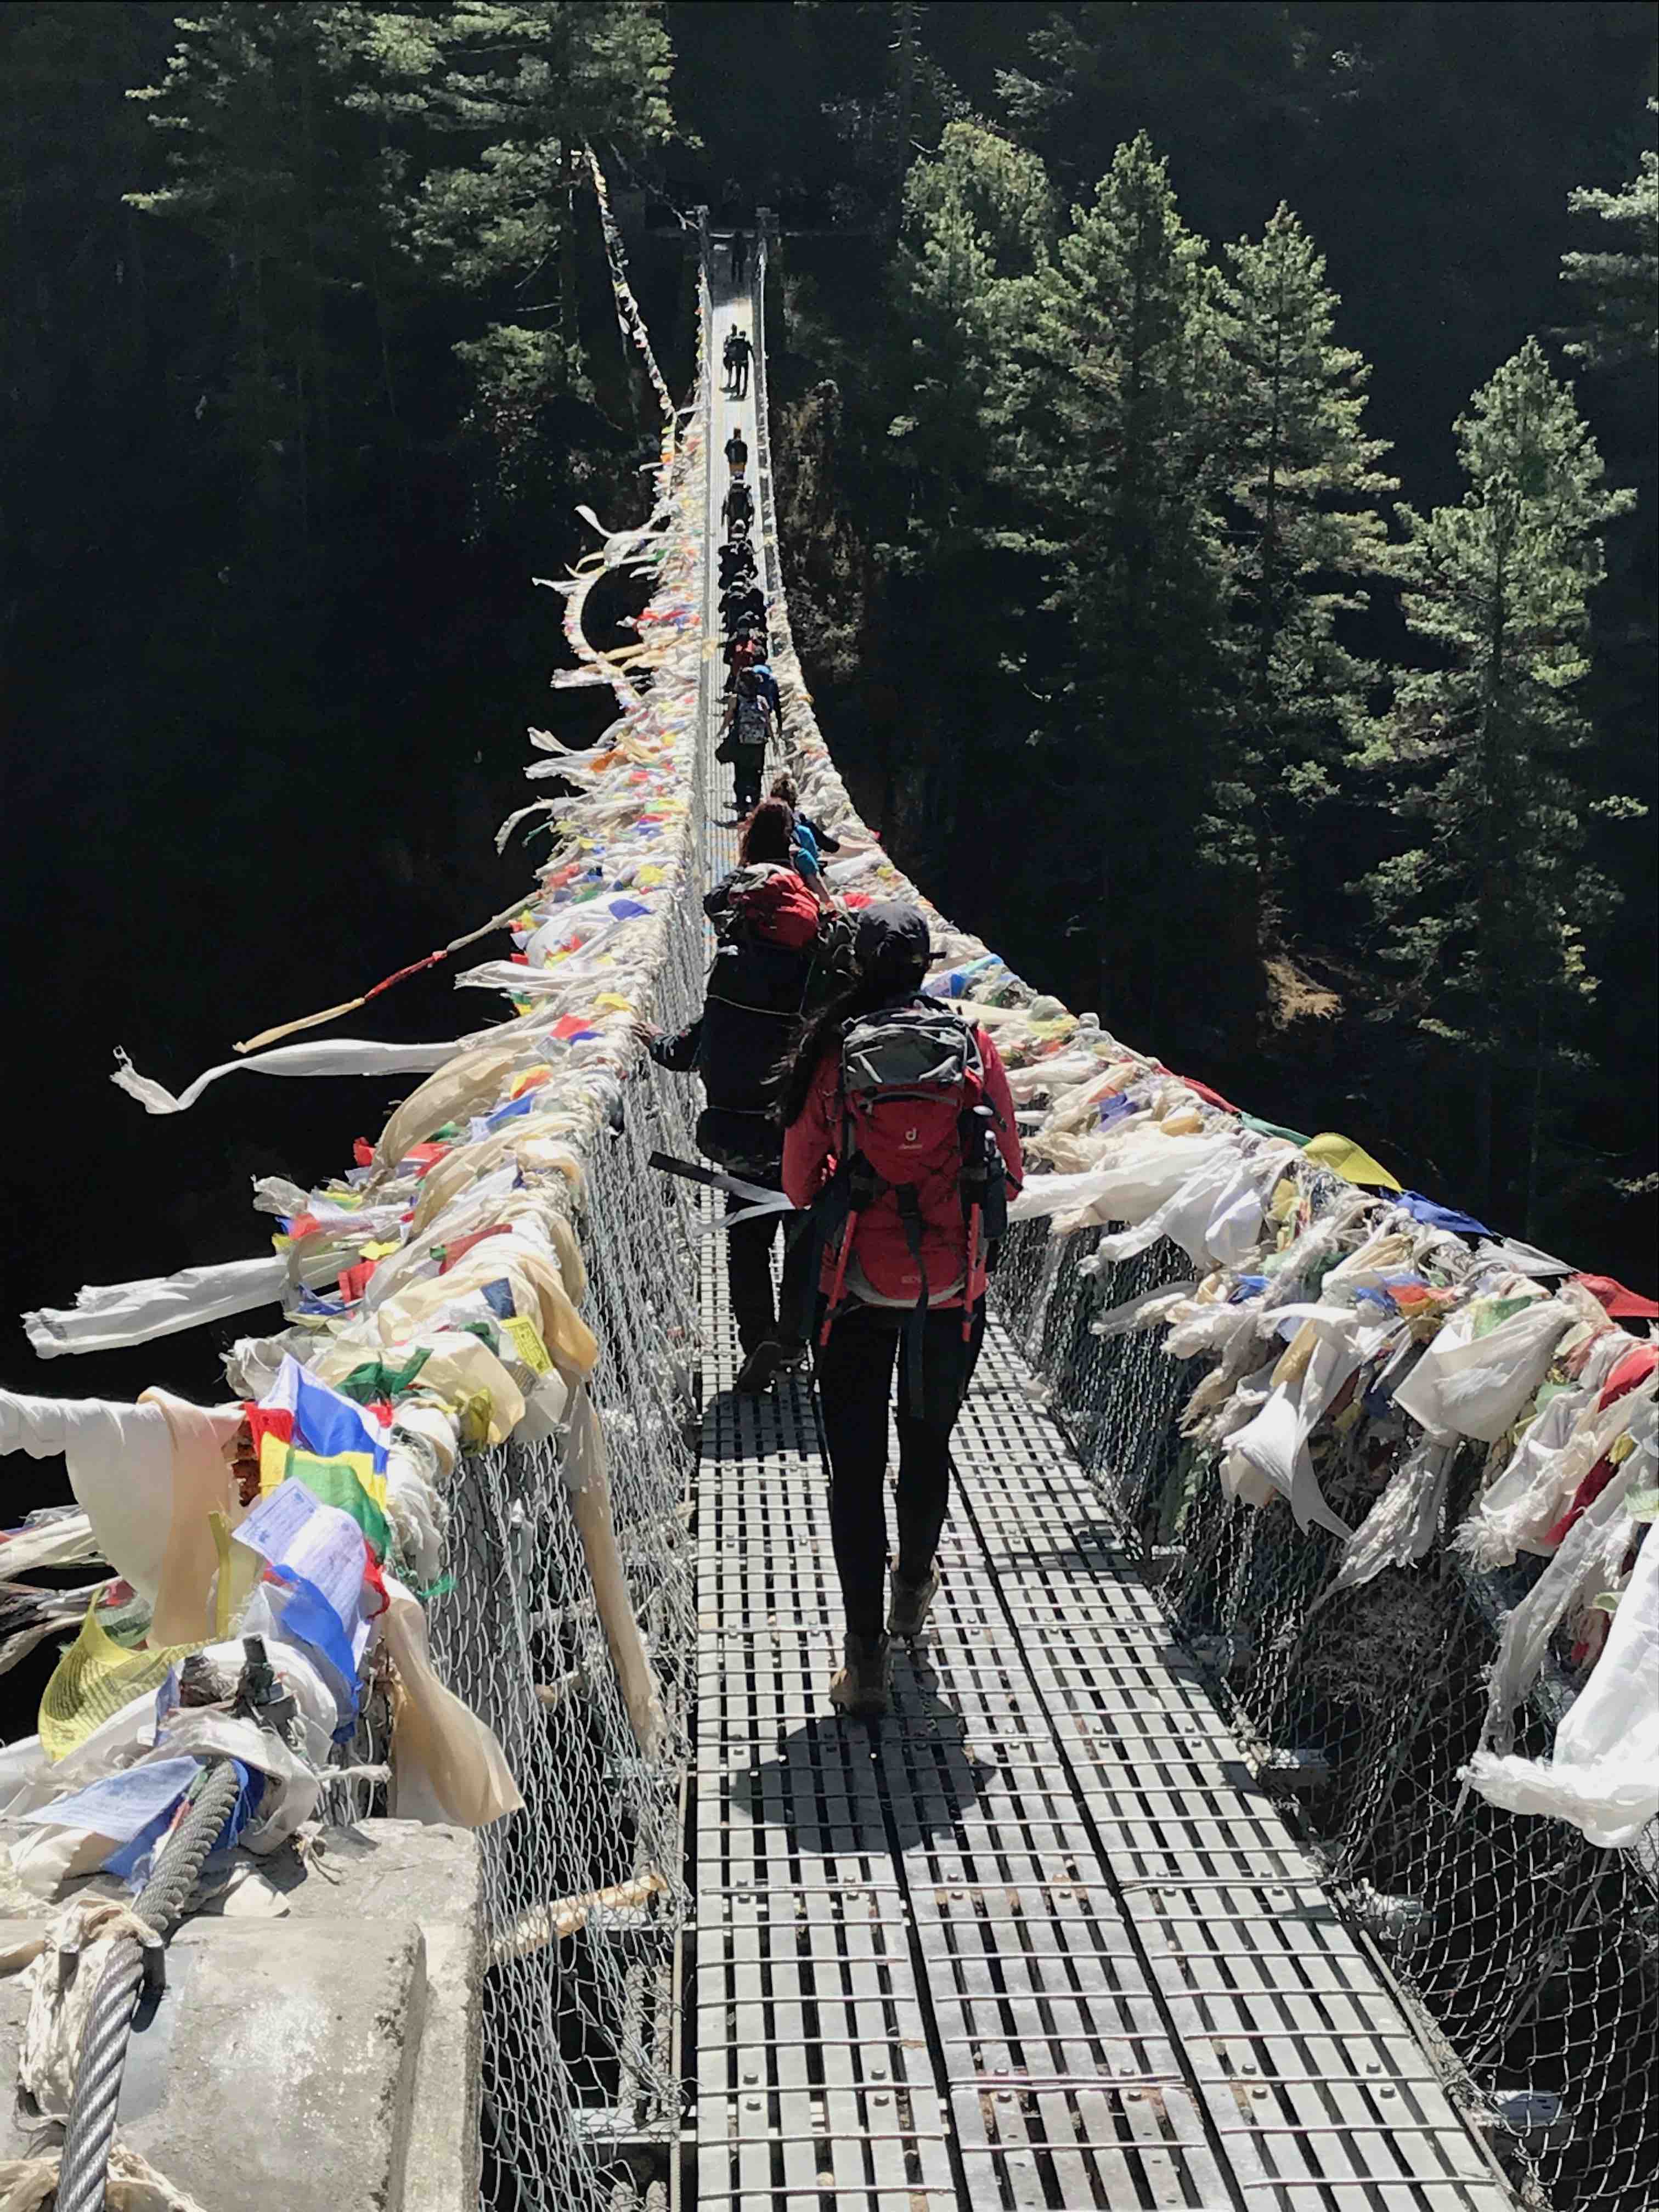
top-left (642, 804), bottom-right (833, 1395)
top-left (721, 477), bottom-right (754, 533)
top-left (778, 904), bottom-right (1023, 1716)
top-left (718, 664), bottom-right (776, 811)
top-left (725, 425), bottom-right (749, 479)
top-left (769, 772), bottom-right (840, 898)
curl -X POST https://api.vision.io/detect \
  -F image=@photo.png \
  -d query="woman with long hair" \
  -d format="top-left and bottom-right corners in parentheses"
top-left (780, 903), bottom-right (1023, 1716)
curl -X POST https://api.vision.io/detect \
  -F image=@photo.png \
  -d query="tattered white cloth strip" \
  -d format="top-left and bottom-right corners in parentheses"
top-left (1476, 1407), bottom-right (1655, 1758)
top-left (0, 1509), bottom-right (100, 1578)
top-left (1457, 1334), bottom-right (1635, 1567)
top-left (19, 1895), bottom-right (164, 2121)
top-left (0, 2145), bottom-right (210, 2212)
top-left (111, 1036), bottom-right (463, 1116)
top-left (24, 1255), bottom-right (289, 1359)
top-left (1319, 1437), bottom-right (1457, 1605)
top-left (1466, 1487), bottom-right (1659, 1848)
top-left (1221, 1318), bottom-right (1393, 1538)
top-left (1088, 1280), bottom-right (1199, 1340)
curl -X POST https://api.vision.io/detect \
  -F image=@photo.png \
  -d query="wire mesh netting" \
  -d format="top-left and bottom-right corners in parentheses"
top-left (415, 234), bottom-right (1655, 2212)
top-left (423, 311), bottom-right (716, 2210)
top-left (989, 1218), bottom-right (1659, 2212)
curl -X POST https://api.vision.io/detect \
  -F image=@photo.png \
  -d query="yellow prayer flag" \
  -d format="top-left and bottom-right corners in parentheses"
top-left (1303, 1131), bottom-right (1403, 1193)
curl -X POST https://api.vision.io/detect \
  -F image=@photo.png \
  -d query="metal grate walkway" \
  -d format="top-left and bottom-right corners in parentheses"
top-left (690, 1279), bottom-right (1514, 2211)
top-left (687, 262), bottom-right (1513, 2212)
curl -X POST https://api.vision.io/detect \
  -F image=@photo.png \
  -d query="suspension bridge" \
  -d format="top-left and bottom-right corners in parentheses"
top-left (1, 216), bottom-right (1651, 2212)
top-left (678, 250), bottom-right (1516, 2212)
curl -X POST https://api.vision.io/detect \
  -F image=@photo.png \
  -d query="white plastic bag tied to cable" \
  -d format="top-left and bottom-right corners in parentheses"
top-left (1392, 1293), bottom-right (1574, 1444)
top-left (1465, 1506), bottom-right (1659, 1848)
top-left (382, 1574), bottom-right (522, 1827)
top-left (1475, 1416), bottom-right (1655, 1762)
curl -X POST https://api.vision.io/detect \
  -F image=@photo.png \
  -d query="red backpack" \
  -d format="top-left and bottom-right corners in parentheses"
top-left (819, 1003), bottom-right (1006, 1402)
top-left (839, 1003), bottom-right (984, 1192)
top-left (720, 862), bottom-right (820, 950)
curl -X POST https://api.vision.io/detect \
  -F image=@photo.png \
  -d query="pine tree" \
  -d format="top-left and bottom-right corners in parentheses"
top-left (1559, 97), bottom-right (1657, 370)
top-left (126, 3), bottom-right (351, 548)
top-left (1218, 203), bottom-right (1397, 933)
top-left (343, 0), bottom-right (675, 454)
top-left (997, 133), bottom-right (1233, 1020)
top-left (888, 120), bottom-right (1051, 556)
top-left (1361, 338), bottom-right (1638, 1233)
top-left (874, 123), bottom-right (1054, 900)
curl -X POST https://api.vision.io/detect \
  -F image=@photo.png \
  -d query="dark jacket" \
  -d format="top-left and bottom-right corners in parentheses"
top-left (649, 867), bottom-right (823, 1177)
top-left (721, 584), bottom-right (766, 629)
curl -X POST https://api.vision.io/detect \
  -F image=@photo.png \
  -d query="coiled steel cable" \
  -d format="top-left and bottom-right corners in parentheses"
top-left (55, 1757), bottom-right (245, 2212)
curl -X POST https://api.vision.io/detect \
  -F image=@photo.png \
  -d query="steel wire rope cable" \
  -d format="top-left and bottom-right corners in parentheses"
top-left (56, 1757), bottom-right (246, 2212)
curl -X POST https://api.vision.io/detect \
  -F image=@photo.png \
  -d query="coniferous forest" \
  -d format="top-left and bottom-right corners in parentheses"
top-left (1, 2), bottom-right (1654, 1426)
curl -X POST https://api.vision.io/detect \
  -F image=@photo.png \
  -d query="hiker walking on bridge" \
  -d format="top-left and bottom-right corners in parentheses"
top-left (644, 803), bottom-right (830, 1395)
top-left (770, 772), bottom-right (840, 898)
top-left (718, 664), bottom-right (776, 809)
top-left (724, 424), bottom-right (749, 479)
top-left (726, 324), bottom-right (752, 399)
top-left (781, 904), bottom-right (1023, 1717)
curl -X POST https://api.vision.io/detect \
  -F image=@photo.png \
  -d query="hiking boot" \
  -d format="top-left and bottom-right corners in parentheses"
top-left (734, 1338), bottom-right (787, 1395)
top-left (828, 1633), bottom-right (891, 1718)
top-left (772, 1339), bottom-right (810, 1375)
top-left (887, 1568), bottom-right (940, 1641)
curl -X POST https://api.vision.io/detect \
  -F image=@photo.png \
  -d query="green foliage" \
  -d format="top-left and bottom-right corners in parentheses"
top-left (1217, 204), bottom-right (1397, 913)
top-left (341, 3), bottom-right (674, 451)
top-left (1560, 98), bottom-right (1658, 369)
top-left (1361, 339), bottom-right (1639, 1224)
top-left (1004, 137), bottom-right (1234, 861)
top-left (887, 121), bottom-right (1052, 555)
top-left (125, 2), bottom-right (676, 531)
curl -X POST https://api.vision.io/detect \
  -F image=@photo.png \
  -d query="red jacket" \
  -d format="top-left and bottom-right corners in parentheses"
top-left (782, 1019), bottom-right (1023, 1307)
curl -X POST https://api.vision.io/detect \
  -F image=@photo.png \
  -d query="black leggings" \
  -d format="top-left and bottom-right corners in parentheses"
top-left (726, 1192), bottom-right (816, 1356)
top-left (814, 1300), bottom-right (985, 1641)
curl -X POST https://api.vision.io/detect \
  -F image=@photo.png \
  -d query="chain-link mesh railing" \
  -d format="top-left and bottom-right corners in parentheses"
top-left (749, 228), bottom-right (1655, 2212)
top-left (990, 1221), bottom-right (1659, 2212)
top-left (417, 219), bottom-right (1656, 2212)
top-left (421, 262), bottom-right (719, 2212)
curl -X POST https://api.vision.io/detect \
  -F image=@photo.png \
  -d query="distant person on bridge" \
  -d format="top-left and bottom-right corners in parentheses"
top-left (718, 665), bottom-right (776, 811)
top-left (721, 577), bottom-right (766, 634)
top-left (721, 477), bottom-right (753, 532)
top-left (718, 524), bottom-right (754, 591)
top-left (769, 772), bottom-right (840, 895)
top-left (730, 229), bottom-right (749, 288)
top-left (722, 615), bottom-right (770, 695)
top-left (726, 325), bottom-right (752, 399)
top-left (643, 803), bottom-right (826, 1395)
top-left (780, 904), bottom-right (1023, 1717)
top-left (725, 424), bottom-right (749, 479)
